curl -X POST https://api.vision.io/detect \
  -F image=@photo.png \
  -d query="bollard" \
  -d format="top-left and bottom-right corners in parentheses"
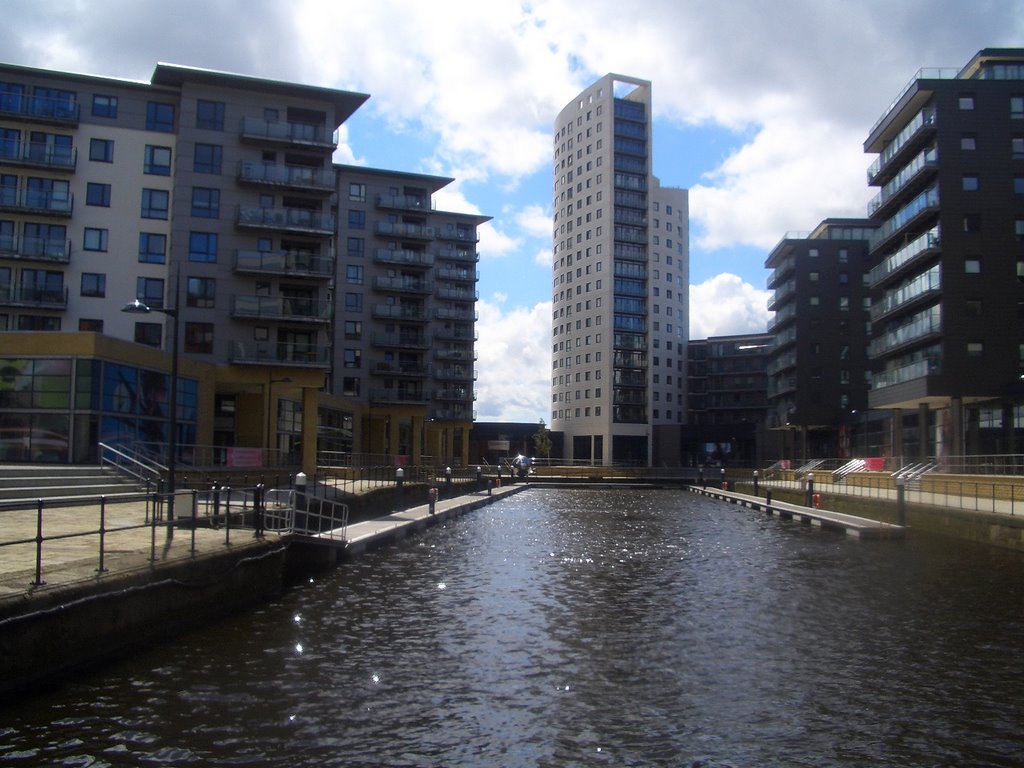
top-left (445, 466), bottom-right (452, 497)
top-left (487, 478), bottom-right (492, 496)
top-left (395, 466), bottom-right (405, 490)
top-left (295, 471), bottom-right (308, 512)
top-left (805, 473), bottom-right (815, 508)
top-left (476, 465), bottom-right (483, 491)
top-left (699, 468), bottom-right (705, 490)
top-left (753, 470), bottom-right (759, 496)
top-left (765, 489), bottom-right (772, 512)
top-left (429, 486), bottom-right (438, 514)
top-left (254, 483), bottom-right (264, 538)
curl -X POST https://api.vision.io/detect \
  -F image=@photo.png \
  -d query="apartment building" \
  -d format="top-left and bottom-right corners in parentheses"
top-left (550, 74), bottom-right (689, 466)
top-left (764, 219), bottom-right (877, 461)
top-left (864, 48), bottom-right (1024, 459)
top-left (685, 333), bottom-right (773, 467)
top-left (0, 62), bottom-right (485, 468)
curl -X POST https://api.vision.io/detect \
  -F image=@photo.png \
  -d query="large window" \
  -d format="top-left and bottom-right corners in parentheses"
top-left (144, 145), bottom-right (172, 175)
top-left (188, 231), bottom-right (218, 263)
top-left (136, 276), bottom-right (165, 308)
top-left (186, 276), bottom-right (216, 308)
top-left (141, 188), bottom-right (169, 219)
top-left (86, 182), bottom-right (111, 207)
top-left (83, 227), bottom-right (108, 251)
top-left (194, 143), bottom-right (222, 174)
top-left (81, 272), bottom-right (105, 297)
top-left (138, 232), bottom-right (166, 264)
top-left (146, 101), bottom-right (175, 132)
top-left (190, 187), bottom-right (220, 218)
top-left (196, 99), bottom-right (225, 130)
top-left (89, 138), bottom-right (113, 162)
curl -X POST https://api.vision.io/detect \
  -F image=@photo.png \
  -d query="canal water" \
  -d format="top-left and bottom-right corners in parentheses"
top-left (3, 488), bottom-right (1024, 767)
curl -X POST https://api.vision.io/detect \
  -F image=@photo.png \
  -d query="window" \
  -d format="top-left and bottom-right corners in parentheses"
top-left (141, 188), bottom-right (169, 219)
top-left (962, 175), bottom-right (979, 191)
top-left (80, 272), bottom-right (105, 297)
top-left (1014, 137), bottom-right (1024, 159)
top-left (1015, 177), bottom-right (1024, 195)
top-left (138, 232), bottom-right (166, 264)
top-left (348, 210), bottom-right (365, 229)
top-left (343, 349), bottom-right (361, 368)
top-left (79, 318), bottom-right (103, 332)
top-left (347, 237), bottom-right (364, 258)
top-left (959, 95), bottom-right (975, 110)
top-left (86, 182), bottom-right (111, 207)
top-left (963, 214), bottom-right (981, 232)
top-left (91, 94), bottom-right (117, 118)
top-left (195, 99), bottom-right (225, 130)
top-left (344, 292), bottom-right (362, 312)
top-left (344, 320), bottom-right (362, 339)
top-left (193, 143), bottom-right (222, 174)
top-left (345, 264), bottom-right (363, 284)
top-left (188, 232), bottom-right (218, 262)
top-left (349, 182), bottom-right (366, 202)
top-left (134, 322), bottom-right (162, 347)
top-left (144, 145), bottom-right (172, 175)
top-left (83, 227), bottom-right (108, 251)
top-left (961, 135), bottom-right (976, 150)
top-left (965, 258), bottom-right (981, 274)
top-left (190, 187), bottom-right (220, 218)
top-left (809, 271), bottom-right (819, 282)
top-left (89, 138), bottom-right (113, 162)
top-left (186, 277), bottom-right (216, 308)
top-left (966, 299), bottom-right (983, 317)
top-left (967, 341), bottom-right (984, 356)
top-left (1017, 219), bottom-right (1024, 240)
top-left (184, 322), bottom-right (214, 354)
top-left (136, 277), bottom-right (165, 309)
top-left (342, 377), bottom-right (360, 396)
top-left (1012, 95), bottom-right (1024, 119)
top-left (146, 101), bottom-right (175, 132)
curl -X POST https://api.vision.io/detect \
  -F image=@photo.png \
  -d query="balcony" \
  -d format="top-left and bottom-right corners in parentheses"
top-left (435, 227), bottom-right (479, 243)
top-left (0, 143), bottom-right (77, 172)
top-left (0, 187), bottom-right (73, 217)
top-left (0, 95), bottom-right (80, 126)
top-left (867, 146), bottom-right (938, 219)
top-left (371, 361), bottom-right (430, 378)
top-left (376, 193), bottom-right (433, 211)
top-left (435, 266), bottom-right (478, 283)
top-left (436, 246), bottom-right (479, 263)
top-left (433, 326), bottom-right (477, 342)
top-left (868, 227), bottom-right (940, 288)
top-left (237, 161), bottom-right (335, 193)
top-left (0, 235), bottom-right (70, 264)
top-left (766, 351), bottom-right (797, 378)
top-left (869, 307), bottom-right (941, 358)
top-left (239, 117), bottom-right (338, 150)
top-left (373, 276), bottom-right (433, 295)
top-left (233, 249), bottom-right (334, 278)
top-left (871, 265), bottom-right (941, 323)
top-left (436, 285), bottom-right (478, 302)
top-left (434, 388), bottom-right (476, 402)
top-left (375, 222), bottom-right (434, 240)
top-left (0, 284), bottom-right (68, 309)
top-left (371, 303), bottom-right (429, 322)
top-left (767, 279), bottom-right (796, 311)
top-left (371, 332), bottom-right (431, 349)
top-left (767, 303), bottom-right (796, 332)
top-left (870, 185), bottom-right (939, 256)
top-left (867, 107), bottom-right (937, 186)
top-left (369, 388), bottom-right (428, 405)
top-left (872, 357), bottom-right (941, 391)
top-left (236, 206), bottom-right (334, 236)
top-left (430, 406), bottom-right (475, 421)
top-left (434, 367), bottom-right (477, 381)
top-left (434, 306), bottom-right (477, 322)
top-left (231, 295), bottom-right (332, 323)
top-left (433, 347), bottom-right (477, 361)
top-left (228, 341), bottom-right (331, 368)
top-left (373, 248), bottom-right (434, 268)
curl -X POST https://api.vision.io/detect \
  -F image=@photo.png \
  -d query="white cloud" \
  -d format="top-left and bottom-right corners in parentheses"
top-left (475, 299), bottom-right (552, 422)
top-left (689, 274), bottom-right (771, 340)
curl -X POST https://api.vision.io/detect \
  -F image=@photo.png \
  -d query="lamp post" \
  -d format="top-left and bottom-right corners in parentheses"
top-left (123, 271), bottom-right (180, 528)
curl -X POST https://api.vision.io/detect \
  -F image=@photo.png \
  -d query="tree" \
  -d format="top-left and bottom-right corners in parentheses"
top-left (532, 419), bottom-right (552, 460)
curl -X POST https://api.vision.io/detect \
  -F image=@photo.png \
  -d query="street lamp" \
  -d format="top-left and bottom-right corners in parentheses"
top-left (123, 271), bottom-right (179, 527)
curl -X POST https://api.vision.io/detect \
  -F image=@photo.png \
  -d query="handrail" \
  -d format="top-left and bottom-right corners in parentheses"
top-left (98, 442), bottom-right (162, 486)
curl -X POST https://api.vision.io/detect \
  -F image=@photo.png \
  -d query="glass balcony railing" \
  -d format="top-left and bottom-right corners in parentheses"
top-left (0, 142), bottom-right (77, 171)
top-left (870, 185), bottom-right (939, 253)
top-left (236, 206), bottom-right (334, 235)
top-left (239, 117), bottom-right (338, 149)
top-left (0, 235), bottom-right (70, 263)
top-left (869, 307), bottom-right (941, 357)
top-left (871, 265), bottom-right (941, 322)
top-left (237, 161), bottom-right (334, 191)
top-left (228, 341), bottom-right (331, 367)
top-left (234, 249), bottom-right (334, 277)
top-left (374, 248), bottom-right (434, 267)
top-left (872, 357), bottom-right (941, 390)
top-left (867, 146), bottom-right (937, 216)
top-left (868, 227), bottom-right (940, 287)
top-left (231, 296), bottom-right (332, 322)
top-left (868, 107), bottom-right (937, 183)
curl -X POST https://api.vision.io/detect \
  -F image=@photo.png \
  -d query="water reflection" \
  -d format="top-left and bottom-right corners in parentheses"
top-left (3, 488), bottom-right (1024, 766)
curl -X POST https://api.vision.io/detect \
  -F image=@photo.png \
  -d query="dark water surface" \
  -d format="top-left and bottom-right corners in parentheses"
top-left (3, 488), bottom-right (1024, 767)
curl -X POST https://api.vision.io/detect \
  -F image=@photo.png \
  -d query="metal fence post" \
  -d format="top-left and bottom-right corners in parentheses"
top-left (97, 495), bottom-right (108, 573)
top-left (191, 489), bottom-right (198, 554)
top-left (33, 499), bottom-right (45, 586)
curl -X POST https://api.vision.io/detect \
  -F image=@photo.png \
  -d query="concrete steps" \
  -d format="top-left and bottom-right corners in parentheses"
top-left (0, 465), bottom-right (146, 503)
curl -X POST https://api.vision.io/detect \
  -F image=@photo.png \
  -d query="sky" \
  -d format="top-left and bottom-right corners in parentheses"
top-left (4, 1), bottom-right (1023, 423)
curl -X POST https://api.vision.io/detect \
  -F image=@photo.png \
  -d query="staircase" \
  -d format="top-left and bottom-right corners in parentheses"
top-left (0, 465), bottom-right (148, 504)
